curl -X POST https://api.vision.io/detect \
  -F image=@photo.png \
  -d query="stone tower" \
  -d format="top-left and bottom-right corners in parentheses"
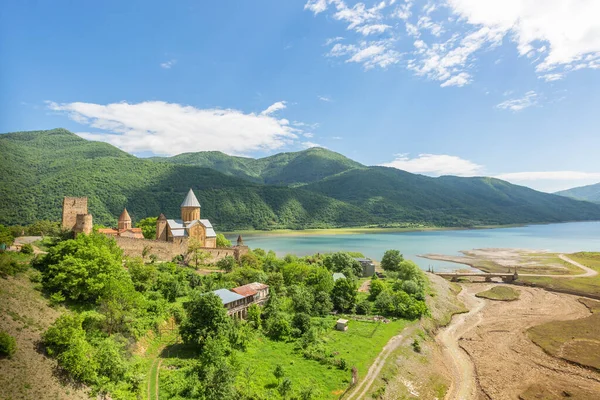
top-left (180, 188), bottom-right (201, 222)
top-left (118, 208), bottom-right (132, 230)
top-left (62, 197), bottom-right (88, 231)
top-left (75, 214), bottom-right (93, 235)
top-left (156, 213), bottom-right (168, 241)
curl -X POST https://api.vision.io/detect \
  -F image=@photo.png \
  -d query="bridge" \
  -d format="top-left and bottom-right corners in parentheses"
top-left (433, 270), bottom-right (518, 283)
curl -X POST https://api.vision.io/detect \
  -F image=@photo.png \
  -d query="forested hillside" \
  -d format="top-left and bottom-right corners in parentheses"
top-left (556, 183), bottom-right (600, 203)
top-left (151, 146), bottom-right (365, 185)
top-left (2, 128), bottom-right (600, 230)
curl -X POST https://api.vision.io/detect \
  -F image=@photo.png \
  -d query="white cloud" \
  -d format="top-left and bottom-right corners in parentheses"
top-left (324, 36), bottom-right (345, 46)
top-left (540, 73), bottom-right (564, 82)
top-left (382, 153), bottom-right (483, 176)
top-left (305, 0), bottom-right (328, 14)
top-left (303, 132), bottom-right (314, 138)
top-left (495, 171), bottom-right (600, 192)
top-left (261, 101), bottom-right (287, 115)
top-left (318, 95), bottom-right (333, 102)
top-left (302, 141), bottom-right (326, 148)
top-left (496, 91), bottom-right (538, 111)
top-left (329, 40), bottom-right (401, 69)
top-left (355, 24), bottom-right (392, 35)
top-left (495, 171), bottom-right (600, 182)
top-left (160, 59), bottom-right (177, 69)
top-left (306, 0), bottom-right (600, 84)
top-left (331, 136), bottom-right (343, 140)
top-left (47, 100), bottom-right (302, 156)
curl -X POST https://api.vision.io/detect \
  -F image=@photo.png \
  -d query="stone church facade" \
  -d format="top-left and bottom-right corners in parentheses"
top-left (61, 189), bottom-right (248, 263)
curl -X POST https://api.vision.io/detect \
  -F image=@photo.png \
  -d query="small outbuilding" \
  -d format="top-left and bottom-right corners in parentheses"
top-left (355, 258), bottom-right (376, 277)
top-left (333, 272), bottom-right (346, 282)
top-left (336, 318), bottom-right (348, 331)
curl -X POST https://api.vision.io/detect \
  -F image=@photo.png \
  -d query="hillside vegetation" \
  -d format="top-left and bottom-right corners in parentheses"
top-left (556, 182), bottom-right (600, 203)
top-left (2, 128), bottom-right (600, 230)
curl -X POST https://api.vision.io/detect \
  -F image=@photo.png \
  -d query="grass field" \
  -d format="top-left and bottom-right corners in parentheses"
top-left (158, 317), bottom-right (409, 399)
top-left (528, 313), bottom-right (600, 370)
top-left (520, 252), bottom-right (600, 298)
top-left (476, 286), bottom-right (521, 301)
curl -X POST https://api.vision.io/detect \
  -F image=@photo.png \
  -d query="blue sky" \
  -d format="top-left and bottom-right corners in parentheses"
top-left (1, 0), bottom-right (599, 192)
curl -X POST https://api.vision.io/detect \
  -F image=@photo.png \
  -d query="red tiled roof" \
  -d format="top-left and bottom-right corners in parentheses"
top-left (231, 282), bottom-right (269, 297)
top-left (231, 286), bottom-right (258, 297)
top-left (98, 228), bottom-right (118, 235)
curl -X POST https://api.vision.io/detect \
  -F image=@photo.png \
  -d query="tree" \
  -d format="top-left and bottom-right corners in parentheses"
top-left (381, 250), bottom-right (404, 272)
top-left (246, 303), bottom-right (262, 329)
top-left (273, 364), bottom-right (285, 383)
top-left (278, 377), bottom-right (292, 399)
top-left (0, 224), bottom-right (14, 248)
top-left (97, 276), bottom-right (145, 336)
top-left (305, 267), bottom-right (334, 294)
top-left (266, 272), bottom-right (285, 294)
top-left (187, 336), bottom-right (238, 400)
top-left (288, 285), bottom-right (313, 314)
top-left (266, 313), bottom-right (291, 341)
top-left (27, 220), bottom-right (61, 237)
top-left (369, 279), bottom-right (386, 301)
top-left (20, 243), bottom-right (34, 254)
top-left (94, 337), bottom-right (128, 382)
top-left (216, 234), bottom-right (232, 247)
top-left (136, 217), bottom-right (157, 239)
top-left (187, 238), bottom-right (209, 268)
top-left (0, 331), bottom-right (16, 358)
top-left (239, 252), bottom-right (261, 269)
top-left (40, 233), bottom-right (125, 302)
top-left (324, 252), bottom-right (362, 276)
top-left (331, 278), bottom-right (358, 312)
top-left (180, 292), bottom-right (231, 346)
top-left (312, 291), bottom-right (333, 316)
top-left (355, 299), bottom-right (371, 315)
top-left (216, 255), bottom-right (237, 272)
top-left (292, 312), bottom-right (312, 335)
top-left (396, 260), bottom-right (423, 282)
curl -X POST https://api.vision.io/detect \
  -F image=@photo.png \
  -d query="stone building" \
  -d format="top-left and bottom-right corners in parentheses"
top-left (213, 282), bottom-right (270, 318)
top-left (155, 189), bottom-right (217, 248)
top-left (62, 197), bottom-right (93, 236)
top-left (98, 208), bottom-right (144, 239)
top-left (355, 258), bottom-right (376, 277)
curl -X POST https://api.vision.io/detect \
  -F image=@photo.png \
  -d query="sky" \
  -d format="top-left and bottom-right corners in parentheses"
top-left (1, 0), bottom-right (599, 193)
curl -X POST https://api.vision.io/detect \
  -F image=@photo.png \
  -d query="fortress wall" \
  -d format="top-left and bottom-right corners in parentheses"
top-left (113, 236), bottom-right (249, 263)
top-left (62, 197), bottom-right (88, 230)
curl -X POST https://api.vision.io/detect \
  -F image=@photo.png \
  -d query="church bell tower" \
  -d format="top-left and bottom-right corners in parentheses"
top-left (181, 188), bottom-right (201, 222)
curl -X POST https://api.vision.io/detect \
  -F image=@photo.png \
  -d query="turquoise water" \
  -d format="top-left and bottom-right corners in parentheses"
top-left (227, 222), bottom-right (600, 272)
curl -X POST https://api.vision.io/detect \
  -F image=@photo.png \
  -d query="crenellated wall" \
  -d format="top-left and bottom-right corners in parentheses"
top-left (113, 236), bottom-right (249, 263)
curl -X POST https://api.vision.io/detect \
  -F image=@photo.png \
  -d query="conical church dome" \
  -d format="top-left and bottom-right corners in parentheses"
top-left (181, 188), bottom-right (201, 208)
top-left (119, 208), bottom-right (132, 222)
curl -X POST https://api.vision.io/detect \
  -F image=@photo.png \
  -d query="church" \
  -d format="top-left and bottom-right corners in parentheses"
top-left (155, 188), bottom-right (217, 248)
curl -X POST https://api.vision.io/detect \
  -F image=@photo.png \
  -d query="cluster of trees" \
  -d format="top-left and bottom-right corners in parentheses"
top-left (6, 222), bottom-right (429, 399)
top-left (0, 330), bottom-right (16, 358)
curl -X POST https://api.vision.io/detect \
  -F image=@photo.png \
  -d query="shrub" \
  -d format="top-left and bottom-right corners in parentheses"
top-left (292, 312), bottom-right (312, 335)
top-left (0, 331), bottom-right (17, 358)
top-left (355, 299), bottom-right (371, 315)
top-left (412, 338), bottom-right (422, 353)
top-left (20, 243), bottom-right (34, 254)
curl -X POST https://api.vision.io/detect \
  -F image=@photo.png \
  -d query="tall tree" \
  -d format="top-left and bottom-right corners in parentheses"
top-left (180, 292), bottom-right (231, 346)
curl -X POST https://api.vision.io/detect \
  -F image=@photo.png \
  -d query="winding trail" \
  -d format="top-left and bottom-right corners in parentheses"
top-left (519, 254), bottom-right (598, 278)
top-left (436, 285), bottom-right (489, 400)
top-left (345, 325), bottom-right (417, 400)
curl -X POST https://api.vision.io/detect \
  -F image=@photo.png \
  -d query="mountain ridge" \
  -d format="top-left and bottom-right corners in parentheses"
top-left (555, 182), bottom-right (600, 203)
top-left (2, 128), bottom-right (600, 230)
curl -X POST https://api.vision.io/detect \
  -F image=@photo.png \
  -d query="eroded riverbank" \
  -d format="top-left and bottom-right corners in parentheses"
top-left (437, 284), bottom-right (600, 399)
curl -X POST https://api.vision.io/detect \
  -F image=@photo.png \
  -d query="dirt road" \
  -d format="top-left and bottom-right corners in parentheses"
top-left (438, 284), bottom-right (600, 399)
top-left (345, 326), bottom-right (416, 400)
top-left (519, 254), bottom-right (598, 278)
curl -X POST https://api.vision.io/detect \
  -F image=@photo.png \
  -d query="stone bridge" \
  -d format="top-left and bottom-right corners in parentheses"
top-left (435, 270), bottom-right (518, 283)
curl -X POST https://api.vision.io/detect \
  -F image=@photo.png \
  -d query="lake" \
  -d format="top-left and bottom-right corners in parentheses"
top-left (228, 221), bottom-right (600, 272)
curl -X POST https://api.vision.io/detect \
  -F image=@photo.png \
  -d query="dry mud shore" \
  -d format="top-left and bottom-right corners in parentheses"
top-left (438, 284), bottom-right (600, 399)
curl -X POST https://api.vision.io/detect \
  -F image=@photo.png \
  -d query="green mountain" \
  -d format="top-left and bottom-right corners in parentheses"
top-left (302, 167), bottom-right (600, 226)
top-left (2, 128), bottom-right (600, 230)
top-left (151, 147), bottom-right (365, 185)
top-left (555, 183), bottom-right (600, 203)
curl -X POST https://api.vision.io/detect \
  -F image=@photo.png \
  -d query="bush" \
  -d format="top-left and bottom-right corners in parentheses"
top-left (20, 243), bottom-right (34, 254)
top-left (412, 338), bottom-right (421, 353)
top-left (292, 312), bottom-right (312, 335)
top-left (355, 299), bottom-right (371, 315)
top-left (0, 331), bottom-right (17, 358)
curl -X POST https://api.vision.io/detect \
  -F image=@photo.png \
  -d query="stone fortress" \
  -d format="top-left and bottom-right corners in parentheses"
top-left (61, 189), bottom-right (249, 263)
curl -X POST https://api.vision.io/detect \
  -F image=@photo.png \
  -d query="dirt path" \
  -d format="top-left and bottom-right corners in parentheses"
top-left (358, 279), bottom-right (371, 293)
top-left (439, 284), bottom-right (600, 399)
top-left (519, 254), bottom-right (598, 278)
top-left (436, 284), bottom-right (489, 400)
top-left (345, 325), bottom-right (417, 400)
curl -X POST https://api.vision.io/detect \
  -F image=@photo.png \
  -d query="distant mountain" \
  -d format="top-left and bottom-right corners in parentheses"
top-left (555, 183), bottom-right (600, 203)
top-left (151, 147), bottom-right (365, 185)
top-left (303, 167), bottom-right (600, 226)
top-left (1, 128), bottom-right (600, 230)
